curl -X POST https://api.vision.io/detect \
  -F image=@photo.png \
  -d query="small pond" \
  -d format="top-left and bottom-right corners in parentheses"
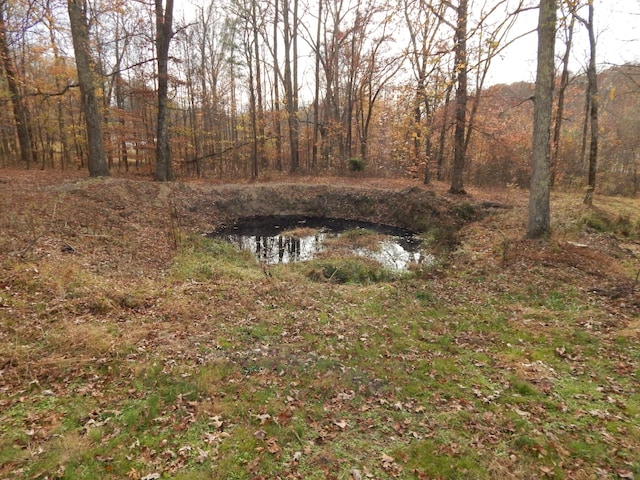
top-left (213, 215), bottom-right (433, 271)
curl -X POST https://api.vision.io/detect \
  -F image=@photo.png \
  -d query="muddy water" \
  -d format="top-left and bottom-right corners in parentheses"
top-left (214, 215), bottom-right (432, 271)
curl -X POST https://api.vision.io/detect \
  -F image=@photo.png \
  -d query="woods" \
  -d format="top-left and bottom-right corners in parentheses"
top-left (0, 0), bottom-right (637, 196)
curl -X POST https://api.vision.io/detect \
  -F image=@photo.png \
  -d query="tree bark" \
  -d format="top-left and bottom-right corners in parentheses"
top-left (449, 0), bottom-right (468, 194)
top-left (527, 0), bottom-right (556, 239)
top-left (67, 0), bottom-right (110, 177)
top-left (154, 0), bottom-right (175, 181)
top-left (282, 0), bottom-right (299, 172)
top-left (581, 1), bottom-right (598, 205)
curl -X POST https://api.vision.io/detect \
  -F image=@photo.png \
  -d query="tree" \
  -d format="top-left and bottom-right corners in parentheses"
top-left (354, 14), bottom-right (403, 165)
top-left (450, 0), bottom-right (468, 194)
top-left (0, 1), bottom-right (35, 168)
top-left (527, 0), bottom-right (556, 239)
top-left (577, 1), bottom-right (598, 205)
top-left (551, 1), bottom-right (575, 187)
top-left (68, 0), bottom-right (110, 177)
top-left (464, 0), bottom-right (526, 166)
top-left (282, 0), bottom-right (299, 172)
top-left (403, 0), bottom-right (448, 184)
top-left (154, 0), bottom-right (175, 181)
top-left (43, 4), bottom-right (73, 171)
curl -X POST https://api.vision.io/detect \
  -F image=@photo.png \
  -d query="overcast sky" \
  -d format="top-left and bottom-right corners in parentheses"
top-left (487, 0), bottom-right (640, 84)
top-left (176, 0), bottom-right (640, 87)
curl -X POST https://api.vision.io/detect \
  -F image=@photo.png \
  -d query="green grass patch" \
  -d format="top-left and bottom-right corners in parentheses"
top-left (305, 256), bottom-right (399, 283)
top-left (171, 235), bottom-right (260, 281)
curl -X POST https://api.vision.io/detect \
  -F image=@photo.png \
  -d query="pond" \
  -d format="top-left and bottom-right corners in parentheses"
top-left (213, 215), bottom-right (433, 271)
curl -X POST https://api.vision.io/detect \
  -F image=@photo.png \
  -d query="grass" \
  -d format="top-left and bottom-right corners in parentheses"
top-left (1, 179), bottom-right (640, 479)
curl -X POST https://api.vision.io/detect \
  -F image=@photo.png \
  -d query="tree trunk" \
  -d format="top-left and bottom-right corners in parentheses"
top-left (527, 0), bottom-right (556, 239)
top-left (247, 41), bottom-right (258, 178)
top-left (283, 0), bottom-right (299, 172)
top-left (273, 0), bottom-right (283, 171)
top-left (252, 0), bottom-right (265, 172)
top-left (551, 13), bottom-right (574, 187)
top-left (154, 0), bottom-right (175, 181)
top-left (436, 81), bottom-right (453, 182)
top-left (67, 0), bottom-right (110, 177)
top-left (0, 5), bottom-right (35, 169)
top-left (449, 0), bottom-right (468, 194)
top-left (312, 0), bottom-right (322, 170)
top-left (581, 2), bottom-right (598, 206)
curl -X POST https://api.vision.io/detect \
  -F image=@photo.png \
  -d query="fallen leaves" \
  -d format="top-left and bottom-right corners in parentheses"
top-left (2, 173), bottom-right (640, 480)
top-left (380, 453), bottom-right (403, 476)
top-left (332, 419), bottom-right (349, 430)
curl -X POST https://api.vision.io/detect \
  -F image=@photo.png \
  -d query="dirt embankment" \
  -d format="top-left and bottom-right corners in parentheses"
top-left (1, 172), bottom-right (480, 270)
top-left (188, 183), bottom-right (470, 232)
top-left (2, 170), bottom-right (638, 323)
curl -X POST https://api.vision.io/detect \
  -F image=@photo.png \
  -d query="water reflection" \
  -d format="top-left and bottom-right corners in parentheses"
top-left (358, 240), bottom-right (434, 271)
top-left (215, 216), bottom-right (430, 271)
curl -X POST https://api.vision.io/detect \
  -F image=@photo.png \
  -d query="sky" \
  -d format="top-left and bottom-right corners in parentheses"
top-left (176, 0), bottom-right (640, 87)
top-left (487, 0), bottom-right (640, 85)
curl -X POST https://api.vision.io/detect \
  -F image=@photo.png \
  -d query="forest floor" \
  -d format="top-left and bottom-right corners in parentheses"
top-left (1, 169), bottom-right (639, 480)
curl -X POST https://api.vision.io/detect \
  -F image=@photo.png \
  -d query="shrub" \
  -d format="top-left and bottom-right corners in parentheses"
top-left (348, 157), bottom-right (365, 172)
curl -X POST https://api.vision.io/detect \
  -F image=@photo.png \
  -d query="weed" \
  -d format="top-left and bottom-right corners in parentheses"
top-left (580, 208), bottom-right (640, 238)
top-left (451, 202), bottom-right (477, 221)
top-left (171, 235), bottom-right (260, 281)
top-left (306, 256), bottom-right (396, 283)
top-left (347, 157), bottom-right (365, 172)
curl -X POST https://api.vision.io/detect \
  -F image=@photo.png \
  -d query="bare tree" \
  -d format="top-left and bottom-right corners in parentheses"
top-left (577, 1), bottom-right (598, 205)
top-left (551, 1), bottom-right (576, 187)
top-left (527, 0), bottom-right (556, 239)
top-left (154, 0), bottom-right (175, 181)
top-left (403, 0), bottom-right (448, 184)
top-left (68, 0), bottom-right (110, 177)
top-left (354, 14), bottom-right (403, 165)
top-left (450, 0), bottom-right (468, 194)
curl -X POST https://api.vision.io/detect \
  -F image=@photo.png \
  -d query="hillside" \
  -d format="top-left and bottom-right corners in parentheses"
top-left (1, 170), bottom-right (639, 479)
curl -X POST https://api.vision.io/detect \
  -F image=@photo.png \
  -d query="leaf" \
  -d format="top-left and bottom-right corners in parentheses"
top-left (513, 407), bottom-right (530, 418)
top-left (255, 413), bottom-right (271, 425)
top-left (539, 466), bottom-right (553, 476)
top-left (253, 429), bottom-right (267, 440)
top-left (209, 415), bottom-right (223, 430)
top-left (266, 437), bottom-right (282, 457)
top-left (141, 474), bottom-right (160, 480)
top-left (195, 448), bottom-right (210, 463)
top-left (333, 419), bottom-right (349, 430)
top-left (381, 453), bottom-right (395, 466)
top-left (350, 468), bottom-right (363, 480)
